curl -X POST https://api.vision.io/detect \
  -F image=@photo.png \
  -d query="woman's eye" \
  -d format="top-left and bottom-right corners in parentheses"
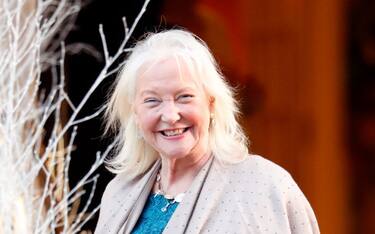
top-left (144, 98), bottom-right (159, 103)
top-left (177, 94), bottom-right (194, 100)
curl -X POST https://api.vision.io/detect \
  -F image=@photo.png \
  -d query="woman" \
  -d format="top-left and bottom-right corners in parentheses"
top-left (95, 29), bottom-right (319, 234)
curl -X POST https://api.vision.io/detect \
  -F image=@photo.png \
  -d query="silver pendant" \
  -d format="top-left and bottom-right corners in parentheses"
top-left (161, 203), bottom-right (170, 212)
top-left (161, 199), bottom-right (176, 212)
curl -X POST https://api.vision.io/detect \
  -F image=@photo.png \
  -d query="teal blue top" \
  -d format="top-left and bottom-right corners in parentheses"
top-left (131, 194), bottom-right (179, 234)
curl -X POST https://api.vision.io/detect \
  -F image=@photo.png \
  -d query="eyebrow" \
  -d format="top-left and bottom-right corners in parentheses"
top-left (139, 90), bottom-right (158, 97)
top-left (139, 87), bottom-right (196, 97)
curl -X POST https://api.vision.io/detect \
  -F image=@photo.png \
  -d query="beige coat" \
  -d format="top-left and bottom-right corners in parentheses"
top-left (95, 155), bottom-right (320, 234)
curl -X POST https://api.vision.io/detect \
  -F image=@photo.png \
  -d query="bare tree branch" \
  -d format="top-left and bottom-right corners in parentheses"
top-left (0, 0), bottom-right (151, 233)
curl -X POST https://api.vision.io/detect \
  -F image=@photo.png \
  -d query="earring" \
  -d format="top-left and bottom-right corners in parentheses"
top-left (210, 113), bottom-right (215, 127)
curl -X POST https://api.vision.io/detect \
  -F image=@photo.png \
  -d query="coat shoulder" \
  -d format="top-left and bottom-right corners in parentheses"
top-left (225, 154), bottom-right (293, 181)
top-left (215, 154), bottom-right (302, 198)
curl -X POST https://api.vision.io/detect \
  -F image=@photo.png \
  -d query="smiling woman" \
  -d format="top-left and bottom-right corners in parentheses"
top-left (134, 58), bottom-right (212, 163)
top-left (95, 29), bottom-right (320, 234)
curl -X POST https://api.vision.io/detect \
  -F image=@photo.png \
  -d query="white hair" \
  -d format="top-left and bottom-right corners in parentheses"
top-left (105, 29), bottom-right (249, 176)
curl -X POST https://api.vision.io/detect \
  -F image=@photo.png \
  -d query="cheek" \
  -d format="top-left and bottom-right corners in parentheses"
top-left (190, 110), bottom-right (210, 132)
top-left (137, 112), bottom-right (158, 133)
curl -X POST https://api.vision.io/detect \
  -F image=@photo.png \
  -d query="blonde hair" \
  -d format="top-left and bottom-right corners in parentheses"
top-left (105, 29), bottom-right (249, 176)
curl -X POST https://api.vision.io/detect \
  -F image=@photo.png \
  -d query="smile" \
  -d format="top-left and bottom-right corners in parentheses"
top-left (160, 127), bottom-right (189, 137)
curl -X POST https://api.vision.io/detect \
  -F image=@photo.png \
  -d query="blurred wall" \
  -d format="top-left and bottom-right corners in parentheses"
top-left (348, 0), bottom-right (375, 233)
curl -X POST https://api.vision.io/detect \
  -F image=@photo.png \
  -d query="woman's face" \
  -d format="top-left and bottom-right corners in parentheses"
top-left (134, 58), bottom-right (213, 160)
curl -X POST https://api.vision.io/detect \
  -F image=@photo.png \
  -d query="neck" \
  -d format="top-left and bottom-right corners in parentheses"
top-left (158, 151), bottom-right (211, 196)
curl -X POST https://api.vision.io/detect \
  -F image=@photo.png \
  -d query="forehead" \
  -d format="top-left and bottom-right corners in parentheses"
top-left (136, 58), bottom-right (203, 94)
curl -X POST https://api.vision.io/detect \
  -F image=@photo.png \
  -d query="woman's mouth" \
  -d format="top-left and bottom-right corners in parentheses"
top-left (160, 127), bottom-right (189, 137)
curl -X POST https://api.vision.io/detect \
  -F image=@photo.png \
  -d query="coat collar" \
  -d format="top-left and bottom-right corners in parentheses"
top-left (119, 156), bottom-right (214, 233)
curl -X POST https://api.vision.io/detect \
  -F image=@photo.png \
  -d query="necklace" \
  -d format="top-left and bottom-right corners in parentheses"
top-left (154, 171), bottom-right (185, 212)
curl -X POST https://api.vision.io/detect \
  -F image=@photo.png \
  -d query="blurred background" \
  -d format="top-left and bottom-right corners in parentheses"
top-left (65, 0), bottom-right (375, 233)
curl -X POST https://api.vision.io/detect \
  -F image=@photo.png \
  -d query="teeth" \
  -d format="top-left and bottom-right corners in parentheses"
top-left (163, 128), bottom-right (184, 136)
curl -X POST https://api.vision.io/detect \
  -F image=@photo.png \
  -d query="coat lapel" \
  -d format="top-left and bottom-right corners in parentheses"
top-left (163, 156), bottom-right (214, 233)
top-left (120, 160), bottom-right (161, 233)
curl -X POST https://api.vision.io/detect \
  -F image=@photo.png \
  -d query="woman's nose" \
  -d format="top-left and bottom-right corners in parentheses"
top-left (160, 101), bottom-right (181, 124)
